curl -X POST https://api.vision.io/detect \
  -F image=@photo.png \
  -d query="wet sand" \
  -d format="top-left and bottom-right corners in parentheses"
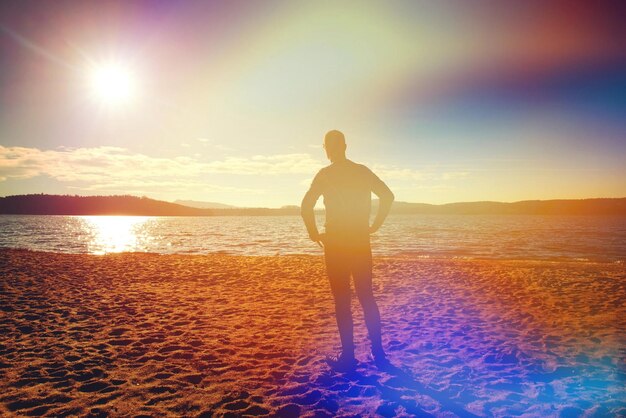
top-left (0, 249), bottom-right (624, 417)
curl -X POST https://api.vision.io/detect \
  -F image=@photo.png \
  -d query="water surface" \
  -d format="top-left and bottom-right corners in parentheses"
top-left (0, 214), bottom-right (624, 262)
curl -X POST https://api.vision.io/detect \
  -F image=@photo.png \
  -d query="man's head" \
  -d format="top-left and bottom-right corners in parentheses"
top-left (323, 130), bottom-right (347, 162)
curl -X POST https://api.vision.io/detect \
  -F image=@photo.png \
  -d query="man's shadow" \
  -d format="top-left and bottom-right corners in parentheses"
top-left (314, 362), bottom-right (481, 418)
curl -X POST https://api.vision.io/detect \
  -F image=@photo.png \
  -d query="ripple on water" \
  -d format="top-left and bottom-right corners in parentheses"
top-left (0, 214), bottom-right (624, 261)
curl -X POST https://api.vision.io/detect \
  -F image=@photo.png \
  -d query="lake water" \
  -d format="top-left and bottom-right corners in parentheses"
top-left (1, 214), bottom-right (625, 262)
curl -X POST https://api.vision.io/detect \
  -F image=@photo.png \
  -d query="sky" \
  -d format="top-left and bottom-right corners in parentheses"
top-left (1, 0), bottom-right (625, 207)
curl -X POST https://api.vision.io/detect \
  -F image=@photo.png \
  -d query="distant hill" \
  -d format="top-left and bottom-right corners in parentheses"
top-left (0, 194), bottom-right (298, 216)
top-left (0, 194), bottom-right (211, 216)
top-left (0, 194), bottom-right (625, 216)
top-left (387, 198), bottom-right (626, 216)
top-left (174, 200), bottom-right (235, 209)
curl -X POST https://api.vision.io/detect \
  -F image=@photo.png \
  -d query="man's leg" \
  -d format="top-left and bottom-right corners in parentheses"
top-left (327, 270), bottom-right (354, 358)
top-left (324, 244), bottom-right (355, 358)
top-left (352, 254), bottom-right (384, 356)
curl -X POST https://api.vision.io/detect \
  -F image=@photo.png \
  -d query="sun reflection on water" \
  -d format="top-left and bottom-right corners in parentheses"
top-left (81, 216), bottom-right (149, 254)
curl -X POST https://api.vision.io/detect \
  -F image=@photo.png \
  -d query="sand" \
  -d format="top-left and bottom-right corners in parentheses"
top-left (0, 249), bottom-right (624, 417)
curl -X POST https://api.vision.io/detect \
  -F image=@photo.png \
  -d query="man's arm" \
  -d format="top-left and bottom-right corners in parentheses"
top-left (301, 172), bottom-right (324, 243)
top-left (369, 171), bottom-right (394, 234)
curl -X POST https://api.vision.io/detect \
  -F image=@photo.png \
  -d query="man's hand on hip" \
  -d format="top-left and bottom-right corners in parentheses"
top-left (309, 232), bottom-right (326, 248)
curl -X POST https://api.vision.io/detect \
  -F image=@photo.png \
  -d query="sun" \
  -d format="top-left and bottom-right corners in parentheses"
top-left (89, 63), bottom-right (136, 105)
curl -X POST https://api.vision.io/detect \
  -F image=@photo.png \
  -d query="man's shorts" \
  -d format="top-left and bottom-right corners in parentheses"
top-left (322, 232), bottom-right (372, 279)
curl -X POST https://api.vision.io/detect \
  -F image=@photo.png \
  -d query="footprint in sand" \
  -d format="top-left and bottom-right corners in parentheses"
top-left (278, 383), bottom-right (309, 396)
top-left (171, 351), bottom-right (194, 360)
top-left (275, 403), bottom-right (301, 417)
top-left (109, 338), bottom-right (134, 346)
top-left (157, 344), bottom-right (186, 353)
top-left (77, 380), bottom-right (112, 393)
top-left (181, 374), bottom-right (203, 385)
top-left (109, 327), bottom-right (130, 336)
top-left (291, 389), bottom-right (323, 406)
top-left (223, 399), bottom-right (250, 411)
top-left (148, 385), bottom-right (177, 394)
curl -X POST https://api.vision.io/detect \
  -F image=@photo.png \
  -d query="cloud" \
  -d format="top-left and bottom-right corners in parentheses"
top-left (204, 154), bottom-right (320, 175)
top-left (0, 145), bottom-right (468, 199)
top-left (68, 179), bottom-right (264, 195)
top-left (0, 145), bottom-right (323, 186)
top-left (372, 164), bottom-right (426, 181)
top-left (371, 163), bottom-right (469, 183)
top-left (0, 146), bottom-right (195, 183)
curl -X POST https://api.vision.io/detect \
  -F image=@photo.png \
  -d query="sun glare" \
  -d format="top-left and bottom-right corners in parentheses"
top-left (89, 63), bottom-right (135, 105)
top-left (82, 216), bottom-right (148, 254)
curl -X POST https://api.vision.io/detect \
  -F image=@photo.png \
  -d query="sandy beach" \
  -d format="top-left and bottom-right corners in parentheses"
top-left (0, 249), bottom-right (624, 417)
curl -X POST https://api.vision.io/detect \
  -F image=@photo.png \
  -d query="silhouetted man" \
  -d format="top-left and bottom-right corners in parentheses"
top-left (301, 130), bottom-right (394, 371)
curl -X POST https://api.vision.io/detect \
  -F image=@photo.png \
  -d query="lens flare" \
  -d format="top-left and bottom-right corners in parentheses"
top-left (89, 63), bottom-right (135, 105)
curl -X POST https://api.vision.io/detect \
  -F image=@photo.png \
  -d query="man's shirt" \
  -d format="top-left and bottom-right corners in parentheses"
top-left (306, 159), bottom-right (392, 235)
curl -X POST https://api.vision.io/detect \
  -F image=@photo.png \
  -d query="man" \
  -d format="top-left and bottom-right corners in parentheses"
top-left (301, 130), bottom-right (394, 371)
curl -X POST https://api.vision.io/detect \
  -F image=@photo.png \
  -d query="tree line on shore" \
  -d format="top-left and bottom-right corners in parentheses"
top-left (1, 194), bottom-right (625, 216)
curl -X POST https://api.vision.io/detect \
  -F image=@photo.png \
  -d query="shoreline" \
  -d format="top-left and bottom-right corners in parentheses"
top-left (1, 249), bottom-right (624, 416)
top-left (1, 247), bottom-right (623, 265)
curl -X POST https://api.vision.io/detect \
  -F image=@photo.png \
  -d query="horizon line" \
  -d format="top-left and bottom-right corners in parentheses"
top-left (1, 193), bottom-right (625, 210)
